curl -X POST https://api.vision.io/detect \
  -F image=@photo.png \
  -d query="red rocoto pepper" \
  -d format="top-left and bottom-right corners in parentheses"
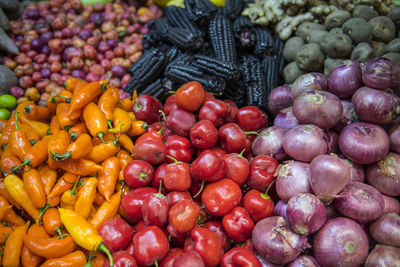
top-left (198, 99), bottom-right (230, 128)
top-left (222, 207), bottom-right (254, 242)
top-left (121, 187), bottom-right (158, 223)
top-left (185, 226), bottom-right (224, 267)
top-left (203, 221), bottom-right (230, 251)
top-left (164, 157), bottom-right (191, 192)
top-left (241, 189), bottom-right (274, 223)
top-left (220, 247), bottom-right (262, 267)
top-left (165, 135), bottom-right (194, 163)
top-left (168, 199), bottom-right (199, 234)
top-left (132, 95), bottom-right (163, 124)
top-left (190, 150), bottom-right (226, 182)
top-left (159, 248), bottom-right (184, 267)
top-left (247, 155), bottom-right (279, 192)
top-left (132, 226), bottom-right (169, 266)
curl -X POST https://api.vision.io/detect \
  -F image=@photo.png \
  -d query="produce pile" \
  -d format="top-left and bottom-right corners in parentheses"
top-left (2, 0), bottom-right (161, 106)
top-left (282, 5), bottom-right (400, 83)
top-left (123, 1), bottom-right (284, 110)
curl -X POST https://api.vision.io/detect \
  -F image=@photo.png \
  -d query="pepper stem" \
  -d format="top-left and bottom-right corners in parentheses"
top-left (261, 180), bottom-right (276, 199)
top-left (50, 150), bottom-right (71, 162)
top-left (154, 180), bottom-right (164, 199)
top-left (14, 112), bottom-right (19, 130)
top-left (24, 106), bottom-right (32, 114)
top-left (69, 132), bottom-right (78, 143)
top-left (97, 132), bottom-right (107, 144)
top-left (37, 204), bottom-right (51, 224)
top-left (139, 170), bottom-right (151, 180)
top-left (54, 227), bottom-right (69, 239)
top-left (11, 159), bottom-right (32, 174)
top-left (111, 126), bottom-right (122, 146)
top-left (238, 148), bottom-right (246, 157)
top-left (101, 73), bottom-right (111, 92)
top-left (30, 139), bottom-right (37, 146)
top-left (157, 125), bottom-right (166, 135)
top-left (158, 110), bottom-right (166, 122)
top-left (154, 261), bottom-right (159, 267)
top-left (98, 243), bottom-right (113, 267)
top-left (107, 120), bottom-right (113, 130)
top-left (166, 155), bottom-right (179, 164)
top-left (244, 131), bottom-right (260, 135)
top-left (193, 180), bottom-right (205, 199)
top-left (69, 176), bottom-right (81, 196)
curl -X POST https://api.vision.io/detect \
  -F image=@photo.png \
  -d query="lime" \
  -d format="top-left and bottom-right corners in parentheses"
top-left (210, 0), bottom-right (225, 6)
top-left (0, 108), bottom-right (11, 120)
top-left (0, 94), bottom-right (17, 110)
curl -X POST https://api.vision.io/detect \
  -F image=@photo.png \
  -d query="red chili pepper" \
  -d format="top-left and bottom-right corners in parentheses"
top-left (164, 157), bottom-right (191, 191)
top-left (220, 247), bottom-right (262, 267)
top-left (165, 135), bottom-right (194, 163)
top-left (222, 207), bottom-right (254, 242)
top-left (168, 199), bottom-right (199, 234)
top-left (247, 155), bottom-right (278, 192)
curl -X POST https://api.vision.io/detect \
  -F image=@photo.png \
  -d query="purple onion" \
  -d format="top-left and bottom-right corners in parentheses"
top-left (40, 68), bottom-right (51, 79)
top-left (292, 90), bottom-right (343, 129)
top-left (107, 39), bottom-right (118, 49)
top-left (335, 182), bottom-right (384, 223)
top-left (382, 195), bottom-right (400, 214)
top-left (25, 8), bottom-right (40, 20)
top-left (274, 200), bottom-right (287, 218)
top-left (273, 107), bottom-right (299, 130)
top-left (339, 122), bottom-right (390, 165)
top-left (291, 73), bottom-right (329, 100)
top-left (268, 85), bottom-right (293, 115)
top-left (41, 45), bottom-right (50, 55)
top-left (310, 154), bottom-right (350, 203)
top-left (369, 213), bottom-right (400, 247)
top-left (389, 124), bottom-right (400, 154)
top-left (98, 41), bottom-right (110, 54)
top-left (286, 193), bottom-right (326, 235)
top-left (361, 57), bottom-right (400, 89)
top-left (288, 255), bottom-right (320, 267)
top-left (30, 38), bottom-right (43, 52)
top-left (366, 152), bottom-right (400, 196)
top-left (365, 245), bottom-right (400, 267)
top-left (329, 60), bottom-right (363, 98)
top-left (253, 216), bottom-right (311, 265)
top-left (256, 255), bottom-right (282, 267)
top-left (89, 13), bottom-right (104, 26)
top-left (110, 65), bottom-right (126, 79)
top-left (313, 217), bottom-right (369, 267)
top-left (275, 161), bottom-right (312, 202)
top-left (352, 86), bottom-right (400, 125)
top-left (341, 158), bottom-right (365, 183)
top-left (252, 126), bottom-right (287, 161)
top-left (10, 87), bottom-right (25, 99)
top-left (282, 125), bottom-right (328, 162)
top-left (71, 69), bottom-right (86, 80)
top-left (62, 46), bottom-right (83, 62)
top-left (78, 29), bottom-right (92, 41)
top-left (40, 32), bottom-right (54, 45)
top-left (325, 131), bottom-right (339, 154)
top-left (333, 100), bottom-right (358, 133)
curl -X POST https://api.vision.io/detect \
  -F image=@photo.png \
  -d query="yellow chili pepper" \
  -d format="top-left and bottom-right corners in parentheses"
top-left (58, 208), bottom-right (113, 266)
top-left (90, 190), bottom-right (121, 230)
top-left (108, 108), bottom-right (132, 133)
top-left (60, 176), bottom-right (82, 209)
top-left (74, 177), bottom-right (98, 219)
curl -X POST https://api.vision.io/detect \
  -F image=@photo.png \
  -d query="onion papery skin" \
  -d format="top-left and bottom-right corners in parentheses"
top-left (382, 194), bottom-right (400, 214)
top-left (361, 57), bottom-right (400, 89)
top-left (283, 125), bottom-right (328, 162)
top-left (310, 154), bottom-right (350, 203)
top-left (364, 245), bottom-right (400, 267)
top-left (291, 73), bottom-right (329, 100)
top-left (286, 193), bottom-right (326, 235)
top-left (325, 131), bottom-right (339, 154)
top-left (268, 85), bottom-right (293, 115)
top-left (252, 126), bottom-right (287, 161)
top-left (292, 90), bottom-right (343, 129)
top-left (369, 212), bottom-right (400, 247)
top-left (329, 60), bottom-right (363, 98)
top-left (390, 124), bottom-right (400, 154)
top-left (339, 122), bottom-right (390, 165)
top-left (352, 86), bottom-right (400, 125)
top-left (334, 182), bottom-right (384, 223)
top-left (273, 107), bottom-right (299, 130)
top-left (333, 100), bottom-right (359, 134)
top-left (275, 161), bottom-right (312, 202)
top-left (313, 217), bottom-right (369, 267)
top-left (288, 255), bottom-right (320, 267)
top-left (366, 152), bottom-right (400, 196)
top-left (252, 216), bottom-right (310, 265)
top-left (274, 200), bottom-right (287, 218)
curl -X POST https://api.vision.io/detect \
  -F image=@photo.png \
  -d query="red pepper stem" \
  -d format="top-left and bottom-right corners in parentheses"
top-left (154, 261), bottom-right (159, 267)
top-left (238, 148), bottom-right (246, 157)
top-left (244, 131), bottom-right (259, 135)
top-left (193, 180), bottom-right (205, 199)
top-left (98, 243), bottom-right (113, 267)
top-left (261, 180), bottom-right (276, 199)
top-left (158, 110), bottom-right (166, 122)
top-left (166, 155), bottom-right (179, 164)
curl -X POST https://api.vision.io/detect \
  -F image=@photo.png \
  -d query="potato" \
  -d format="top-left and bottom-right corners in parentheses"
top-left (342, 18), bottom-right (372, 43)
top-left (385, 38), bottom-right (400, 53)
top-left (388, 7), bottom-right (400, 27)
top-left (309, 30), bottom-right (328, 44)
top-left (295, 22), bottom-right (325, 41)
top-left (353, 5), bottom-right (378, 21)
top-left (370, 41), bottom-right (387, 56)
top-left (325, 10), bottom-right (351, 30)
top-left (295, 43), bottom-right (324, 71)
top-left (283, 62), bottom-right (305, 84)
top-left (283, 37), bottom-right (304, 62)
top-left (329, 27), bottom-right (344, 35)
top-left (0, 65), bottom-right (18, 94)
top-left (369, 16), bottom-right (396, 43)
top-left (324, 57), bottom-right (345, 76)
top-left (321, 32), bottom-right (352, 58)
top-left (350, 42), bottom-right (375, 62)
top-left (383, 52), bottom-right (400, 65)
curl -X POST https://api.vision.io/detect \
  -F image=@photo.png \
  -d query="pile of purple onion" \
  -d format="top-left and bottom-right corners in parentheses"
top-left (251, 57), bottom-right (400, 266)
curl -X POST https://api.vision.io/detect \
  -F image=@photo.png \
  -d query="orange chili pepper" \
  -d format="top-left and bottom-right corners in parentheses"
top-left (83, 102), bottom-right (108, 142)
top-left (0, 226), bottom-right (13, 245)
top-left (85, 139), bottom-right (119, 163)
top-left (91, 132), bottom-right (116, 146)
top-left (42, 208), bottom-right (65, 237)
top-left (0, 119), bottom-right (7, 131)
top-left (0, 145), bottom-right (21, 174)
top-left (16, 102), bottom-right (49, 139)
top-left (57, 159), bottom-right (103, 176)
top-left (67, 122), bottom-right (88, 141)
top-left (0, 116), bottom-right (16, 146)
top-left (0, 195), bottom-right (23, 225)
top-left (38, 165), bottom-right (57, 196)
top-left (117, 149), bottom-right (132, 181)
top-left (46, 156), bottom-right (59, 170)
top-left (21, 245), bottom-right (43, 267)
top-left (89, 251), bottom-right (106, 267)
top-left (23, 169), bottom-right (46, 208)
top-left (118, 98), bottom-right (133, 112)
top-left (116, 181), bottom-right (130, 198)
top-left (98, 157), bottom-right (120, 202)
top-left (4, 175), bottom-right (40, 222)
top-left (66, 133), bottom-right (92, 159)
top-left (47, 90), bottom-right (73, 115)
top-left (9, 113), bottom-right (32, 162)
top-left (74, 177), bottom-right (98, 219)
top-left (72, 79), bottom-right (88, 93)
top-left (47, 173), bottom-right (78, 200)
top-left (64, 77), bottom-right (80, 92)
top-left (88, 204), bottom-right (97, 221)
top-left (118, 134), bottom-right (134, 153)
top-left (94, 192), bottom-right (106, 206)
top-left (46, 195), bottom-right (61, 208)
top-left (23, 103), bottom-right (50, 121)
top-left (48, 130), bottom-right (70, 162)
top-left (0, 205), bottom-right (12, 221)
top-left (60, 176), bottom-right (81, 210)
top-left (109, 108), bottom-right (132, 133)
top-left (56, 103), bottom-right (81, 130)
top-left (40, 250), bottom-right (86, 267)
top-left (19, 123), bottom-right (40, 142)
top-left (128, 120), bottom-right (148, 137)
top-left (70, 81), bottom-right (106, 114)
top-left (3, 222), bottom-right (29, 267)
top-left (90, 190), bottom-right (122, 229)
top-left (49, 116), bottom-right (60, 135)
top-left (98, 87), bottom-right (119, 122)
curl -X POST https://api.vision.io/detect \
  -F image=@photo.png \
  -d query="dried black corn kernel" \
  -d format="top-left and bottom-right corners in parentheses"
top-left (191, 54), bottom-right (240, 80)
top-left (240, 56), bottom-right (267, 110)
top-left (209, 15), bottom-right (237, 64)
top-left (254, 27), bottom-right (275, 57)
top-left (164, 28), bottom-right (203, 51)
top-left (233, 16), bottom-right (255, 48)
top-left (184, 0), bottom-right (217, 26)
top-left (165, 6), bottom-right (203, 37)
top-left (218, 0), bottom-right (244, 21)
top-left (262, 56), bottom-right (278, 96)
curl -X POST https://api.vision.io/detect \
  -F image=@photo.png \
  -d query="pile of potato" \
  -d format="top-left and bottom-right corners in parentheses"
top-left (282, 5), bottom-right (400, 83)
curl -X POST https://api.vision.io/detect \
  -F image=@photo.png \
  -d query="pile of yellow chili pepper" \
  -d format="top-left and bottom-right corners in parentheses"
top-left (0, 76), bottom-right (145, 266)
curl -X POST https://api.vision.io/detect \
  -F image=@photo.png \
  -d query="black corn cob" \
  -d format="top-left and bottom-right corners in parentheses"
top-left (224, 80), bottom-right (246, 107)
top-left (262, 56), bottom-right (278, 96)
top-left (233, 16), bottom-right (255, 48)
top-left (254, 27), bottom-right (275, 57)
top-left (184, 0), bottom-right (217, 26)
top-left (209, 15), bottom-right (237, 64)
top-left (191, 54), bottom-right (240, 80)
top-left (164, 6), bottom-right (203, 37)
top-left (240, 56), bottom-right (267, 110)
top-left (141, 32), bottom-right (162, 49)
top-left (150, 18), bottom-right (171, 38)
top-left (218, 0), bottom-right (244, 20)
top-left (139, 78), bottom-right (164, 95)
top-left (170, 53), bottom-right (193, 65)
top-left (274, 35), bottom-right (285, 75)
top-left (165, 46), bottom-right (181, 64)
top-left (164, 28), bottom-right (203, 51)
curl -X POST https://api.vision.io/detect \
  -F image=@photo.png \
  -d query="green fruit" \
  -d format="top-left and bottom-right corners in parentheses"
top-left (0, 94), bottom-right (17, 110)
top-left (81, 0), bottom-right (112, 6)
top-left (0, 108), bottom-right (11, 120)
